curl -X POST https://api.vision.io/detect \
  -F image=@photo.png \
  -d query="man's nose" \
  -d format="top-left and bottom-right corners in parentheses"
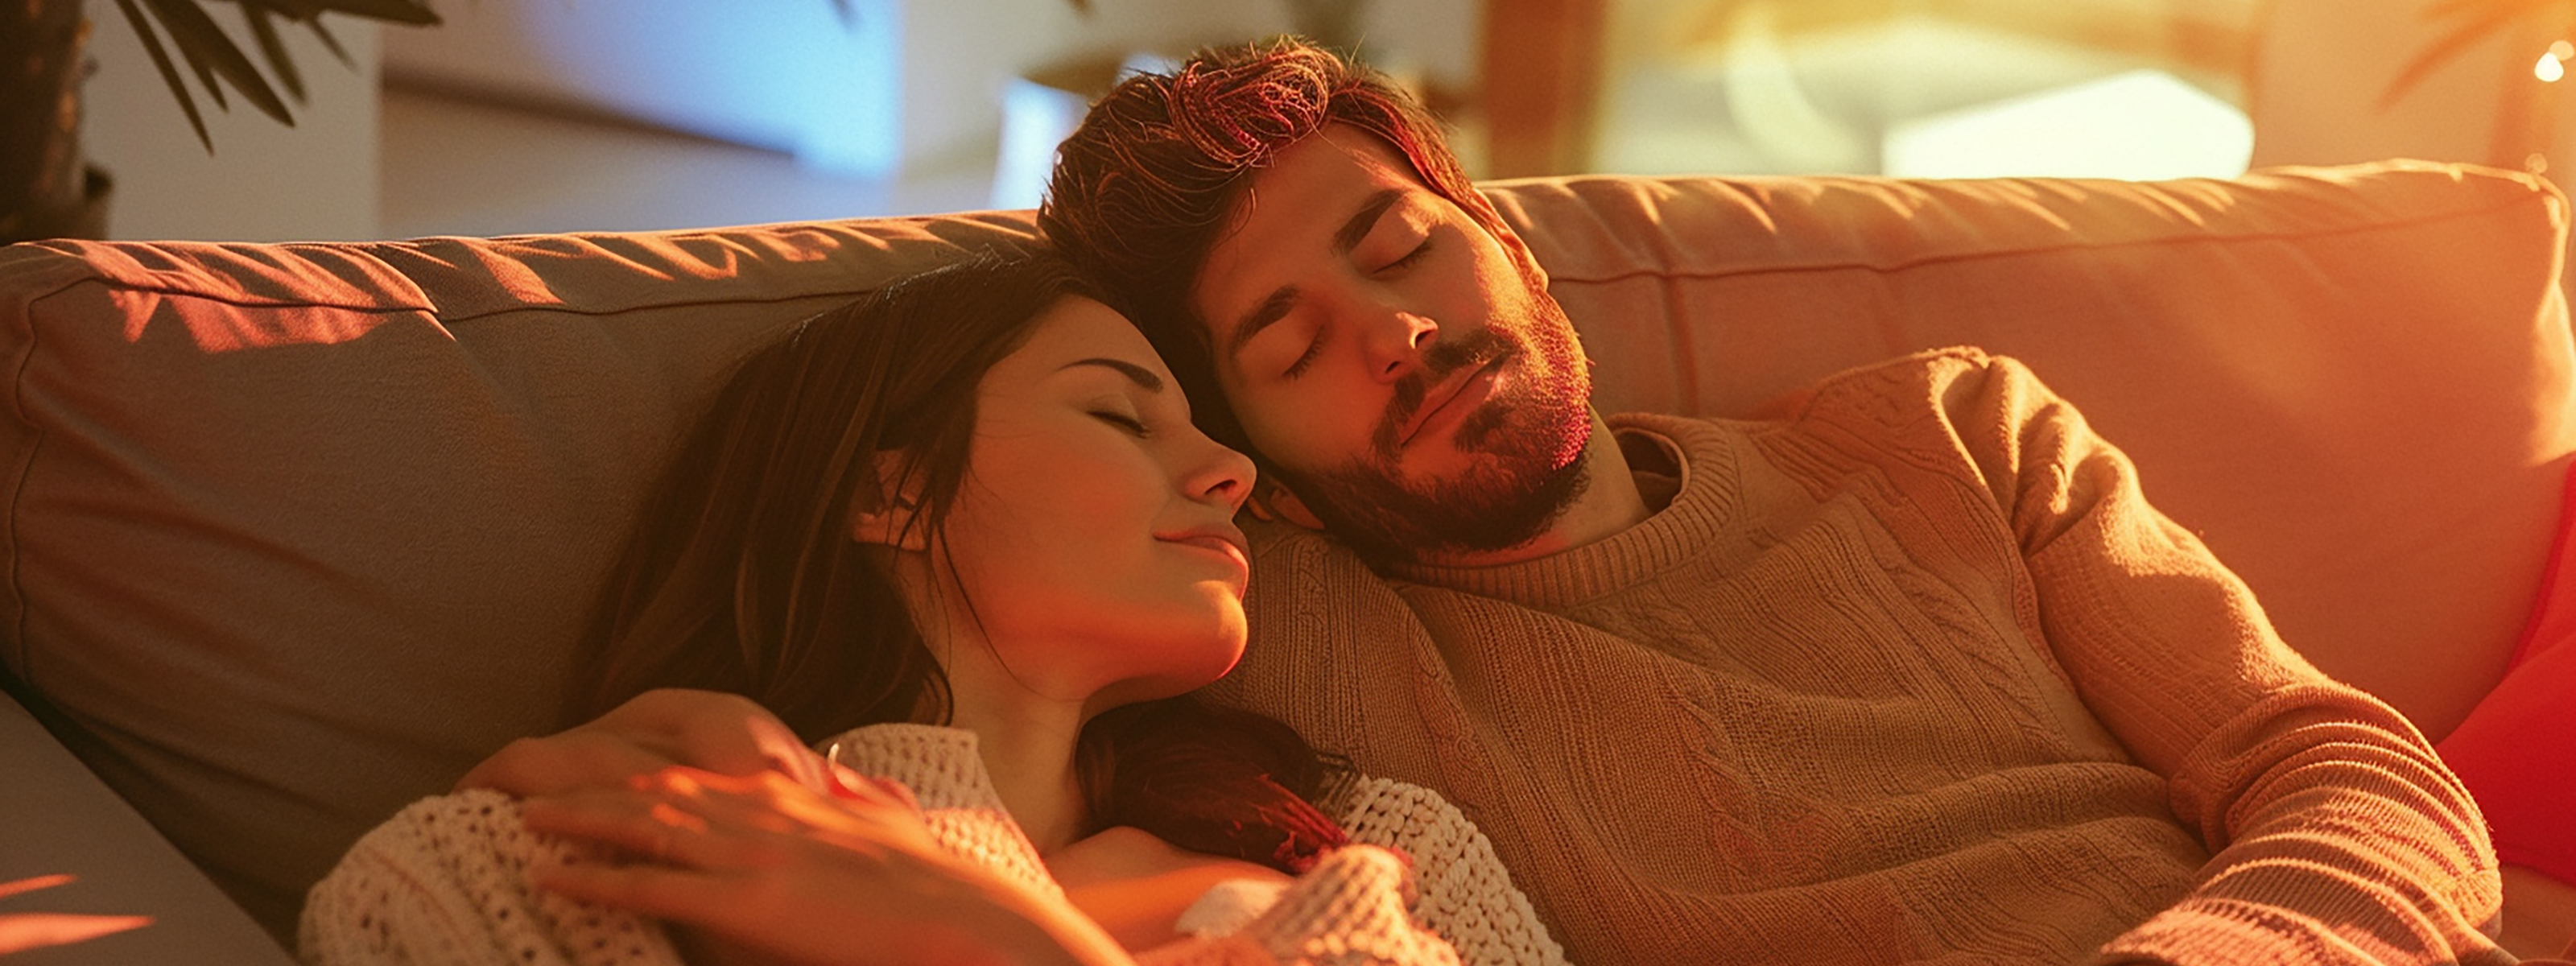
top-left (1360, 308), bottom-right (1439, 383)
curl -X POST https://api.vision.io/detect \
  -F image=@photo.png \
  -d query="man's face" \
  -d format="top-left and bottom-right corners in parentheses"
top-left (1191, 126), bottom-right (1595, 560)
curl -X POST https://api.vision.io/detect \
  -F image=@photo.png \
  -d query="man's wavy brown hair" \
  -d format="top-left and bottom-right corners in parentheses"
top-left (1038, 37), bottom-right (1505, 448)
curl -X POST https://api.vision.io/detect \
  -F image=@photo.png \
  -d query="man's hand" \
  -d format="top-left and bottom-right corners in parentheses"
top-left (456, 689), bottom-right (829, 798)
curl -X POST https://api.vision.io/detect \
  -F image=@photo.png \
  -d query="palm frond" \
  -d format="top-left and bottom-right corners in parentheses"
top-left (141, 0), bottom-right (296, 125)
top-left (109, 0), bottom-right (444, 150)
top-left (111, 0), bottom-right (215, 151)
top-left (240, 2), bottom-right (306, 104)
top-left (307, 16), bottom-right (354, 70)
top-left (2381, 6), bottom-right (2527, 109)
top-left (297, 0), bottom-right (439, 25)
top-left (2381, 0), bottom-right (2576, 110)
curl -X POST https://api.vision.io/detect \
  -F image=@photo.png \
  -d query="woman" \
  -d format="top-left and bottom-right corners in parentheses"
top-left (299, 254), bottom-right (1563, 966)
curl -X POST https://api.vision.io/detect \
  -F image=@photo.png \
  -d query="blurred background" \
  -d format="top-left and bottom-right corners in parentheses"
top-left (60, 0), bottom-right (2576, 240)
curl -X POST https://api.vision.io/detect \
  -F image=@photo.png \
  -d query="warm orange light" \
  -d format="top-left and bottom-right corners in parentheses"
top-left (2538, 50), bottom-right (2566, 83)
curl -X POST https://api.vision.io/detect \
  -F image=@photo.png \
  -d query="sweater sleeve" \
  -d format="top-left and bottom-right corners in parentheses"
top-left (1878, 349), bottom-right (2507, 965)
top-left (1328, 775), bottom-right (1569, 966)
top-left (298, 790), bottom-right (685, 966)
top-left (1137, 846), bottom-right (1463, 966)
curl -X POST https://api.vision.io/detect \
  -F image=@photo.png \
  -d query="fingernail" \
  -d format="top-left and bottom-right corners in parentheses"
top-left (820, 760), bottom-right (864, 801)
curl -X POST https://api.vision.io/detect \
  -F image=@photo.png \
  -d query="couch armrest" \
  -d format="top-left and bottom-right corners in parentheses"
top-left (0, 688), bottom-right (294, 965)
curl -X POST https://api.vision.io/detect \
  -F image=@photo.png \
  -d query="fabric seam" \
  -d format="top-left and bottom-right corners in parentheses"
top-left (1541, 196), bottom-right (2558, 286)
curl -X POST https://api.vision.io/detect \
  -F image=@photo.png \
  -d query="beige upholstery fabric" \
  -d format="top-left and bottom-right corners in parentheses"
top-left (0, 216), bottom-right (1041, 934)
top-left (1501, 162), bottom-right (2575, 741)
top-left (0, 162), bottom-right (2565, 940)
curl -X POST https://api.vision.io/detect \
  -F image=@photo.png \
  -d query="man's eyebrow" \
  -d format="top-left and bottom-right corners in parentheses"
top-left (1224, 286), bottom-right (1298, 362)
top-left (1333, 188), bottom-right (1405, 254)
top-left (1220, 189), bottom-right (1406, 363)
top-left (1059, 357), bottom-right (1165, 392)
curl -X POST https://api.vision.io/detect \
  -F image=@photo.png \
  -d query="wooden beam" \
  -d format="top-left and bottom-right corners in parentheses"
top-left (1480, 0), bottom-right (1611, 177)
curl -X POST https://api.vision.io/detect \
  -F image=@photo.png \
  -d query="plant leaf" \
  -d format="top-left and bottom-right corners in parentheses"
top-left (170, 16), bottom-right (233, 112)
top-left (111, 0), bottom-right (214, 152)
top-left (240, 2), bottom-right (307, 104)
top-left (305, 16), bottom-right (353, 69)
top-left (298, 0), bottom-right (441, 25)
top-left (251, 0), bottom-right (332, 22)
top-left (2379, 5), bottom-right (2529, 109)
top-left (139, 0), bottom-right (296, 126)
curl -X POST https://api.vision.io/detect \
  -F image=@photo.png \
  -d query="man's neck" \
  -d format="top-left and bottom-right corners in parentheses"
top-left (1410, 408), bottom-right (1649, 568)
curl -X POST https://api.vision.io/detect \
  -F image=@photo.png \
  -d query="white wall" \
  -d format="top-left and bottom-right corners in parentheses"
top-left (378, 0), bottom-right (1479, 180)
top-left (82, 0), bottom-right (380, 241)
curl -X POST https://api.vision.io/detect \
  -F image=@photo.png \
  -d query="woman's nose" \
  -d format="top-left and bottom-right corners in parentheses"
top-left (1191, 441), bottom-right (1257, 513)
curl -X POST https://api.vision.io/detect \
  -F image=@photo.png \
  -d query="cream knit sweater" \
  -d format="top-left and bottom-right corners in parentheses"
top-left (1195, 349), bottom-right (2508, 965)
top-left (299, 724), bottom-right (1564, 966)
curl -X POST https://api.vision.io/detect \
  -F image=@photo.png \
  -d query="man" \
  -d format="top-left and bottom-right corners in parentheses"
top-left (472, 39), bottom-right (2515, 965)
top-left (1024, 39), bottom-right (2509, 965)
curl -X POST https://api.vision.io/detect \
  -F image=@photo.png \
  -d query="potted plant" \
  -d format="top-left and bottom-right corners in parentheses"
top-left (2, 0), bottom-right (439, 246)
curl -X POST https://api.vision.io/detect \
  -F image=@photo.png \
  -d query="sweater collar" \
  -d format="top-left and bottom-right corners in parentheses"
top-left (815, 722), bottom-right (1062, 897)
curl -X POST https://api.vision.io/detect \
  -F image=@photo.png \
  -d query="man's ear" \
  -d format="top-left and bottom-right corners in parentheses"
top-left (1245, 479), bottom-right (1327, 531)
top-left (849, 452), bottom-right (931, 552)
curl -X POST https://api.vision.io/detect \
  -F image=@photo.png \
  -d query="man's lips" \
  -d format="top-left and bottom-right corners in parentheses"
top-left (1398, 354), bottom-right (1505, 448)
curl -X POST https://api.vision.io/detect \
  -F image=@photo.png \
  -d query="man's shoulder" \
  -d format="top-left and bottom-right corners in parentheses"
top-left (1782, 345), bottom-right (2043, 412)
top-left (1607, 348), bottom-right (2058, 446)
top-left (1604, 348), bottom-right (2091, 514)
top-left (1728, 347), bottom-right (2070, 444)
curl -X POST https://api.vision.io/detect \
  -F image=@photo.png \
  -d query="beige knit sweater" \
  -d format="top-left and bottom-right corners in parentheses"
top-left (299, 724), bottom-right (1564, 966)
top-left (1195, 349), bottom-right (2507, 965)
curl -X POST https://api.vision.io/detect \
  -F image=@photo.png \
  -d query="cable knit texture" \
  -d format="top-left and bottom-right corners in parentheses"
top-left (1195, 349), bottom-right (2512, 966)
top-left (299, 723), bottom-right (1561, 966)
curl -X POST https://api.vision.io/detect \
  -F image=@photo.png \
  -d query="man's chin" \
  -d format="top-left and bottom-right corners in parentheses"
top-left (1297, 446), bottom-right (1591, 564)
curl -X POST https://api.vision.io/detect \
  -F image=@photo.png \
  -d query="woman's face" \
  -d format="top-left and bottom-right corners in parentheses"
top-left (914, 296), bottom-right (1256, 712)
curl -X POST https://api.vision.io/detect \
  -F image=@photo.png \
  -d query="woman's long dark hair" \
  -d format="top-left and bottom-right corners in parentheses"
top-left (568, 251), bottom-right (1347, 872)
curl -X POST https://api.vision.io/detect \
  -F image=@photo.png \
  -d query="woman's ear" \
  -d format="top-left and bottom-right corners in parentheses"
top-left (1245, 479), bottom-right (1327, 531)
top-left (850, 452), bottom-right (931, 552)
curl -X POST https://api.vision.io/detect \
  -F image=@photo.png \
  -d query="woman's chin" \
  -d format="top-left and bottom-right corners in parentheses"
top-left (1095, 632), bottom-right (1247, 708)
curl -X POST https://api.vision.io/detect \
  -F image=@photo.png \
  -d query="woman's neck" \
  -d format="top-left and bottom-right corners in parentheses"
top-left (943, 694), bottom-right (1092, 855)
top-left (881, 551), bottom-right (1100, 855)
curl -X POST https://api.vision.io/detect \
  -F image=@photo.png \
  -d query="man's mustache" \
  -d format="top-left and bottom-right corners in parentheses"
top-left (1373, 329), bottom-right (1514, 457)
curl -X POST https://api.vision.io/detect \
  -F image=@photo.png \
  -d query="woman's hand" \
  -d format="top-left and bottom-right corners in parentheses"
top-left (458, 689), bottom-right (829, 799)
top-left (522, 766), bottom-right (1133, 966)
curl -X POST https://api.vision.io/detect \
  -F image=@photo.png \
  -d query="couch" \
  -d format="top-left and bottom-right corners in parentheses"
top-left (2, 160), bottom-right (2569, 964)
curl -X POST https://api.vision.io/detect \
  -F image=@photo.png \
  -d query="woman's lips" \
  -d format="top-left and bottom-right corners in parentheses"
top-left (1161, 531), bottom-right (1251, 586)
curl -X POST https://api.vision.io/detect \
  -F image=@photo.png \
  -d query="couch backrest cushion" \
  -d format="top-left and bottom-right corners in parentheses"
top-left (0, 216), bottom-right (1039, 933)
top-left (0, 162), bottom-right (2567, 939)
top-left (1495, 160), bottom-right (2574, 744)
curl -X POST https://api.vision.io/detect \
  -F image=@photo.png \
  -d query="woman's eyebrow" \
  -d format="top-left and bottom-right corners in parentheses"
top-left (1058, 357), bottom-right (1166, 392)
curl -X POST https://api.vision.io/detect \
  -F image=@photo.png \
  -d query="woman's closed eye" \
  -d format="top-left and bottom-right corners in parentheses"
top-left (1092, 409), bottom-right (1150, 436)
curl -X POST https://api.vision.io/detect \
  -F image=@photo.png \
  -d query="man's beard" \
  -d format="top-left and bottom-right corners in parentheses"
top-left (1283, 286), bottom-right (1595, 563)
